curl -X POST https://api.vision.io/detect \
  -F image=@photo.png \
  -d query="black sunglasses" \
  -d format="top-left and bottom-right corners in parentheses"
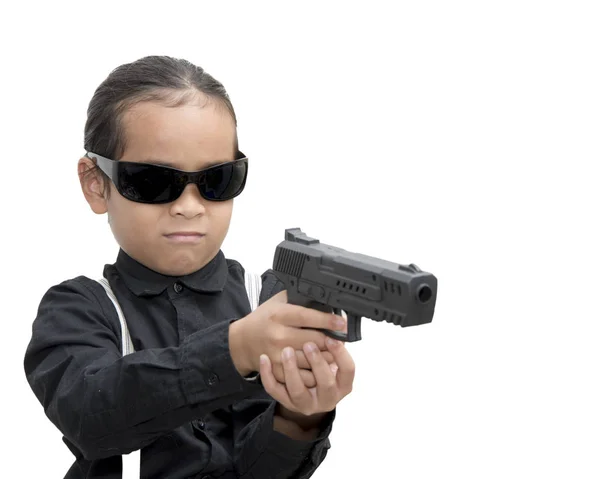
top-left (86, 152), bottom-right (248, 204)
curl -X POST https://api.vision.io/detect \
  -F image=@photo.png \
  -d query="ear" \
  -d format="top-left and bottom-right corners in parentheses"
top-left (78, 157), bottom-right (109, 214)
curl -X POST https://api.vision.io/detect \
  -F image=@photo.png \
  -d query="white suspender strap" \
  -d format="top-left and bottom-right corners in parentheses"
top-left (244, 270), bottom-right (262, 311)
top-left (95, 271), bottom-right (262, 478)
top-left (95, 278), bottom-right (139, 479)
top-left (97, 278), bottom-right (135, 355)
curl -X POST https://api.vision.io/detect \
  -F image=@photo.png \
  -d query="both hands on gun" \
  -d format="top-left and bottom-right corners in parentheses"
top-left (271, 228), bottom-right (438, 342)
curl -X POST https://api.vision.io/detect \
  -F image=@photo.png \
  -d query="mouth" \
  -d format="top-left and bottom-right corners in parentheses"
top-left (164, 232), bottom-right (206, 243)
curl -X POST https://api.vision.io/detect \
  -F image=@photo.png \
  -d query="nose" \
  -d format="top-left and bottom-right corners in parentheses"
top-left (169, 183), bottom-right (207, 218)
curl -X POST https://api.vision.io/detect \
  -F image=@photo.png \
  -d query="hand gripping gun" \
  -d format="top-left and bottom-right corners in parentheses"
top-left (272, 228), bottom-right (438, 342)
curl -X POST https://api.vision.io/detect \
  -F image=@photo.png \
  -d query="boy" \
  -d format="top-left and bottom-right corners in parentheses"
top-left (24, 55), bottom-right (355, 478)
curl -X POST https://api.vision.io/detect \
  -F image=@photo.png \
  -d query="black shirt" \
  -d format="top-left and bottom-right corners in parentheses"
top-left (24, 249), bottom-right (335, 479)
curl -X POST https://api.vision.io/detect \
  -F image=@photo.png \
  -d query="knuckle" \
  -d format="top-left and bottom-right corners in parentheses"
top-left (303, 372), bottom-right (317, 386)
top-left (269, 305), bottom-right (288, 324)
top-left (268, 348), bottom-right (284, 367)
top-left (266, 307), bottom-right (278, 323)
top-left (296, 351), bottom-right (308, 364)
top-left (309, 336), bottom-right (325, 351)
top-left (289, 389), bottom-right (306, 403)
top-left (306, 332), bottom-right (326, 350)
top-left (298, 359), bottom-right (310, 370)
top-left (323, 376), bottom-right (337, 391)
top-left (269, 325), bottom-right (287, 347)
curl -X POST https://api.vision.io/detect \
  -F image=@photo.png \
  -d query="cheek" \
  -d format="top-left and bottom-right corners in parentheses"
top-left (108, 197), bottom-right (161, 241)
top-left (208, 202), bottom-right (233, 228)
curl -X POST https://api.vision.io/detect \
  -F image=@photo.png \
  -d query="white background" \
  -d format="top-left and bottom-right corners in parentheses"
top-left (2, 1), bottom-right (599, 477)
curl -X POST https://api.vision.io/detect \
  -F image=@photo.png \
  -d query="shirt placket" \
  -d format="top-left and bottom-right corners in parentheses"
top-left (168, 280), bottom-right (210, 436)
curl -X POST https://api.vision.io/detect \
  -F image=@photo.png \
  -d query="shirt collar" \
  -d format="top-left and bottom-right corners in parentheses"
top-left (113, 248), bottom-right (229, 297)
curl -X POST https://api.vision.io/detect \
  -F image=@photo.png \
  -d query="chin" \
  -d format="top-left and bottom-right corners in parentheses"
top-left (165, 250), bottom-right (214, 276)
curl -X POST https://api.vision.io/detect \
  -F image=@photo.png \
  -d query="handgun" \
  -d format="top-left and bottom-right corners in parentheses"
top-left (272, 228), bottom-right (437, 342)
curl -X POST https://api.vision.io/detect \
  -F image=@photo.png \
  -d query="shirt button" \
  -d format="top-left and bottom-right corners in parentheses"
top-left (197, 419), bottom-right (205, 429)
top-left (208, 374), bottom-right (219, 386)
top-left (173, 282), bottom-right (183, 293)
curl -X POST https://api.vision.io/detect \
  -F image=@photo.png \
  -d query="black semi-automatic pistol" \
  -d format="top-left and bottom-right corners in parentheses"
top-left (272, 228), bottom-right (438, 342)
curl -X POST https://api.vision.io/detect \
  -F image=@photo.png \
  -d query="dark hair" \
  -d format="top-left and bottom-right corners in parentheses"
top-left (81, 55), bottom-right (238, 195)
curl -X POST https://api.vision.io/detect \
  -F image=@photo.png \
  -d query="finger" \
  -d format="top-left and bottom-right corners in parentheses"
top-left (281, 347), bottom-right (313, 411)
top-left (339, 311), bottom-right (348, 333)
top-left (321, 351), bottom-right (335, 364)
top-left (259, 354), bottom-right (294, 408)
top-left (304, 342), bottom-right (338, 408)
top-left (326, 337), bottom-right (355, 394)
top-left (295, 350), bottom-right (335, 369)
top-left (279, 304), bottom-right (346, 332)
top-left (279, 328), bottom-right (333, 352)
top-left (300, 370), bottom-right (317, 388)
top-left (272, 363), bottom-right (286, 384)
top-left (273, 362), bottom-right (318, 388)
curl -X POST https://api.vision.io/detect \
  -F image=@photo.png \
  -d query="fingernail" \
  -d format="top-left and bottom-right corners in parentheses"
top-left (260, 354), bottom-right (268, 365)
top-left (304, 342), bottom-right (317, 353)
top-left (326, 337), bottom-right (339, 348)
top-left (334, 317), bottom-right (346, 329)
top-left (283, 347), bottom-right (294, 360)
top-left (330, 364), bottom-right (339, 375)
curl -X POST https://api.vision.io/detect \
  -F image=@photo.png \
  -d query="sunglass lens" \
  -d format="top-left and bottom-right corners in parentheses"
top-left (116, 163), bottom-right (178, 203)
top-left (201, 160), bottom-right (248, 200)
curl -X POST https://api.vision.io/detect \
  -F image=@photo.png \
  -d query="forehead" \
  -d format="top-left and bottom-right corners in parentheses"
top-left (119, 99), bottom-right (237, 170)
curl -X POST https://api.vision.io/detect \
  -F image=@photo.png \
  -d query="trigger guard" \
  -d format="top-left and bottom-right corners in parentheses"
top-left (322, 328), bottom-right (349, 342)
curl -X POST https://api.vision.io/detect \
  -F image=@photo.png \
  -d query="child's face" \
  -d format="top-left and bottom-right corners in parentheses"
top-left (83, 98), bottom-right (238, 276)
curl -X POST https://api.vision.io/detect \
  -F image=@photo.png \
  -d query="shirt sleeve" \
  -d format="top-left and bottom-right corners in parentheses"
top-left (231, 390), bottom-right (335, 479)
top-left (23, 278), bottom-right (263, 461)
